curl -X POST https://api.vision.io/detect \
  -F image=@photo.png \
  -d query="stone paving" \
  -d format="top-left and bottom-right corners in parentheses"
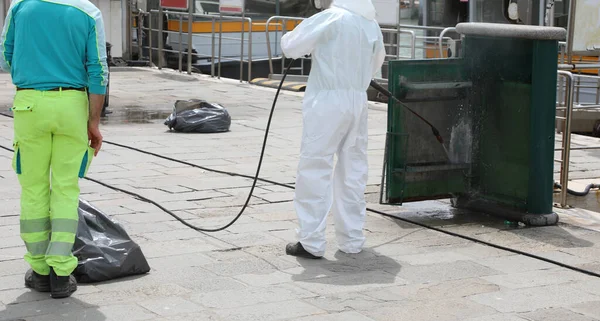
top-left (0, 68), bottom-right (600, 320)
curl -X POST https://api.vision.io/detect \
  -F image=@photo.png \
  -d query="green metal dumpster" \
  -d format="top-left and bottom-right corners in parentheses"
top-left (381, 23), bottom-right (566, 226)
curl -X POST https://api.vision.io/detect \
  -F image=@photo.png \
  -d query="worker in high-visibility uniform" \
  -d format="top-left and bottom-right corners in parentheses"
top-left (280, 0), bottom-right (386, 258)
top-left (0, 0), bottom-right (107, 298)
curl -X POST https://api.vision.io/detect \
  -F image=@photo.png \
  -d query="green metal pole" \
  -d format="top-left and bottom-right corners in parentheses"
top-left (527, 39), bottom-right (558, 215)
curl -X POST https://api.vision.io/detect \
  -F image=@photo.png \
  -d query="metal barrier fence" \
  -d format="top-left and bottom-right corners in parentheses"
top-left (556, 71), bottom-right (575, 207)
top-left (555, 73), bottom-right (600, 207)
top-left (554, 45), bottom-right (600, 207)
top-left (262, 17), bottom-right (462, 78)
top-left (130, 11), bottom-right (463, 82)
top-left (380, 28), bottom-right (416, 60)
top-left (130, 9), bottom-right (254, 82)
top-left (264, 16), bottom-right (307, 76)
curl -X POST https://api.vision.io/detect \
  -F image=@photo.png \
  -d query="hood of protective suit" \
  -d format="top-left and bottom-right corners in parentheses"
top-left (331, 0), bottom-right (377, 21)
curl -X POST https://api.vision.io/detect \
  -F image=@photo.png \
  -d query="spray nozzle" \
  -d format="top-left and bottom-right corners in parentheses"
top-left (431, 127), bottom-right (444, 144)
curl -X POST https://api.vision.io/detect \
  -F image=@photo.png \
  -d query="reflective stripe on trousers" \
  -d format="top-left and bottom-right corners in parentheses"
top-left (11, 89), bottom-right (94, 276)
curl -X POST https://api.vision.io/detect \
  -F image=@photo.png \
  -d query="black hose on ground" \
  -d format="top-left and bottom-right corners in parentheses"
top-left (554, 182), bottom-right (600, 197)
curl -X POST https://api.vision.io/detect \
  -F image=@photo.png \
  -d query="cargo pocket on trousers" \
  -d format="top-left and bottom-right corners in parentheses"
top-left (78, 146), bottom-right (95, 178)
top-left (12, 142), bottom-right (21, 174)
top-left (10, 99), bottom-right (34, 113)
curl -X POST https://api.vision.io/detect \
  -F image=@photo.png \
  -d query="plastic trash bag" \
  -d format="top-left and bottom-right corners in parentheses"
top-left (72, 199), bottom-right (151, 283)
top-left (164, 99), bottom-right (231, 133)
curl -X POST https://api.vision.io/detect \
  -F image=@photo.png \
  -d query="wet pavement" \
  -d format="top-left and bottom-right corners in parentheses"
top-left (101, 106), bottom-right (173, 125)
top-left (0, 68), bottom-right (600, 320)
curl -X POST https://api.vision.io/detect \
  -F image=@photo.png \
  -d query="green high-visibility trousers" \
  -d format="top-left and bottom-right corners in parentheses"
top-left (11, 89), bottom-right (95, 277)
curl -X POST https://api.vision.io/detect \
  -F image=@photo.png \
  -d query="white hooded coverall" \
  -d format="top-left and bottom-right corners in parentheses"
top-left (280, 0), bottom-right (386, 256)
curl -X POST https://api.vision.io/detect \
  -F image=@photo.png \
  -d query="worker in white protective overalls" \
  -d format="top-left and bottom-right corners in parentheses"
top-left (281, 0), bottom-right (386, 259)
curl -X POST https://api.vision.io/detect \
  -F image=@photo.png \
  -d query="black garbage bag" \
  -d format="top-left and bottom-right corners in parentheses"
top-left (72, 199), bottom-right (151, 283)
top-left (164, 99), bottom-right (231, 133)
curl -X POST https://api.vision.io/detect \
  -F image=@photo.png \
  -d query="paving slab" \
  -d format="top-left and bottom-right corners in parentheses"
top-left (0, 68), bottom-right (600, 320)
top-left (468, 284), bottom-right (600, 313)
top-left (189, 283), bottom-right (315, 309)
top-left (213, 299), bottom-right (325, 321)
top-left (519, 307), bottom-right (599, 321)
top-left (361, 298), bottom-right (497, 321)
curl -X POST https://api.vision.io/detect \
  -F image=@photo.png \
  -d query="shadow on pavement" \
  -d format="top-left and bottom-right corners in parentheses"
top-left (291, 248), bottom-right (402, 286)
top-left (1, 292), bottom-right (105, 321)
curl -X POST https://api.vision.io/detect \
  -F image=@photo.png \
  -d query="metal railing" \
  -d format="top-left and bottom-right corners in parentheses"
top-left (439, 27), bottom-right (458, 58)
top-left (381, 28), bottom-right (416, 60)
top-left (397, 24), bottom-right (462, 59)
top-left (265, 16), bottom-right (306, 76)
top-left (130, 9), bottom-right (466, 82)
top-left (555, 70), bottom-right (600, 207)
top-left (130, 9), bottom-right (254, 82)
top-left (263, 17), bottom-right (463, 79)
top-left (397, 24), bottom-right (450, 31)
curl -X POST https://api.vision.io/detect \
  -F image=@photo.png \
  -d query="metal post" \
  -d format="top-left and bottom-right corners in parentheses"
top-left (468, 0), bottom-right (475, 22)
top-left (395, 31), bottom-right (400, 60)
top-left (596, 68), bottom-right (600, 105)
top-left (558, 70), bottom-right (575, 207)
top-left (125, 0), bottom-right (132, 60)
top-left (218, 12), bottom-right (223, 79)
top-left (539, 0), bottom-right (546, 26)
top-left (178, 14), bottom-right (183, 72)
top-left (211, 17), bottom-right (215, 77)
top-left (240, 14), bottom-right (245, 82)
top-left (576, 74), bottom-right (581, 104)
top-left (148, 13), bottom-right (153, 66)
top-left (137, 11), bottom-right (143, 60)
top-left (410, 31), bottom-right (416, 59)
top-left (548, 0), bottom-right (555, 26)
top-left (566, 0), bottom-right (577, 64)
top-left (275, 1), bottom-right (280, 58)
top-left (187, 0), bottom-right (193, 74)
top-left (158, 6), bottom-right (163, 69)
top-left (266, 17), bottom-right (274, 75)
top-left (281, 19), bottom-right (286, 74)
top-left (248, 18), bottom-right (252, 82)
top-left (396, 0), bottom-right (401, 58)
top-left (558, 43), bottom-right (565, 103)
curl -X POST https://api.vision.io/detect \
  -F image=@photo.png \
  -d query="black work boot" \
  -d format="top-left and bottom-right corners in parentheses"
top-left (49, 268), bottom-right (77, 299)
top-left (285, 242), bottom-right (322, 259)
top-left (24, 269), bottom-right (50, 292)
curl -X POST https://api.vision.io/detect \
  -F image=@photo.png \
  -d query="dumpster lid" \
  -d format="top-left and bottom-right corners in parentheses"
top-left (456, 22), bottom-right (566, 41)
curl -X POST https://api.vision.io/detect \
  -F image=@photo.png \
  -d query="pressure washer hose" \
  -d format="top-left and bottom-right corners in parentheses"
top-left (554, 182), bottom-right (600, 197)
top-left (1, 61), bottom-right (600, 279)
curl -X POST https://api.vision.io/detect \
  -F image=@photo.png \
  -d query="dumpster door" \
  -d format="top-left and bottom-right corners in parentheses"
top-left (382, 58), bottom-right (473, 205)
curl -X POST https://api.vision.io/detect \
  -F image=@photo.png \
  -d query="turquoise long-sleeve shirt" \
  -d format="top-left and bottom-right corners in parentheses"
top-left (0, 0), bottom-right (108, 95)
